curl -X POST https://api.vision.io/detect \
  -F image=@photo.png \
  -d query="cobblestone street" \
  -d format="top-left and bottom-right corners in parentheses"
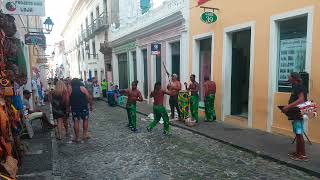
top-left (54, 101), bottom-right (316, 179)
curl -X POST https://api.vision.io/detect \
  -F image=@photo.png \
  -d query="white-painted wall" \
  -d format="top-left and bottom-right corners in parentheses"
top-left (62, 0), bottom-right (107, 82)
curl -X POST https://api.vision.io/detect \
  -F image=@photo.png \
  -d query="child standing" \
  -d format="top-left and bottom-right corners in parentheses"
top-left (147, 82), bottom-right (172, 135)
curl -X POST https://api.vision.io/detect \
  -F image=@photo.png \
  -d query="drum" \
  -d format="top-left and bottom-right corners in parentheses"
top-left (178, 90), bottom-right (190, 120)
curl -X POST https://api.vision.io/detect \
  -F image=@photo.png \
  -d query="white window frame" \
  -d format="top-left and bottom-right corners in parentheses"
top-left (221, 21), bottom-right (256, 128)
top-left (267, 6), bottom-right (314, 132)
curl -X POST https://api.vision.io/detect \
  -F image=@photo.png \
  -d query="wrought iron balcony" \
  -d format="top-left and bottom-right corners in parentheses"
top-left (93, 12), bottom-right (108, 33)
top-left (80, 12), bottom-right (108, 42)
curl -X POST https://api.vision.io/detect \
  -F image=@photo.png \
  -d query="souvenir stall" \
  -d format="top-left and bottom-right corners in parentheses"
top-left (0, 12), bottom-right (26, 179)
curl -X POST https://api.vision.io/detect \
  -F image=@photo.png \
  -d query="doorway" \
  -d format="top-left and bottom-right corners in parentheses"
top-left (142, 49), bottom-right (148, 98)
top-left (132, 51), bottom-right (137, 81)
top-left (94, 70), bottom-right (98, 80)
top-left (89, 70), bottom-right (92, 80)
top-left (199, 38), bottom-right (212, 103)
top-left (171, 42), bottom-right (180, 78)
top-left (230, 30), bottom-right (251, 117)
top-left (118, 53), bottom-right (128, 89)
top-left (155, 54), bottom-right (161, 83)
top-left (222, 23), bottom-right (254, 127)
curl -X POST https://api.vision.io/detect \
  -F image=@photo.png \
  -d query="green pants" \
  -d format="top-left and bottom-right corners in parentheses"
top-left (190, 95), bottom-right (199, 122)
top-left (148, 105), bottom-right (170, 134)
top-left (126, 103), bottom-right (137, 129)
top-left (205, 94), bottom-right (216, 121)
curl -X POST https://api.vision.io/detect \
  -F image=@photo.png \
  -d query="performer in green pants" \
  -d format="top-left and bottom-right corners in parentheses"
top-left (126, 102), bottom-right (137, 129)
top-left (185, 74), bottom-right (199, 122)
top-left (120, 81), bottom-right (143, 132)
top-left (204, 76), bottom-right (216, 121)
top-left (147, 82), bottom-right (172, 135)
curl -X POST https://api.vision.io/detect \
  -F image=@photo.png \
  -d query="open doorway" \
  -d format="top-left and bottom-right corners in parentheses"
top-left (142, 49), bottom-right (148, 98)
top-left (155, 54), bottom-right (161, 82)
top-left (171, 42), bottom-right (180, 78)
top-left (230, 30), bottom-right (251, 117)
top-left (118, 53), bottom-right (128, 89)
top-left (132, 51), bottom-right (137, 81)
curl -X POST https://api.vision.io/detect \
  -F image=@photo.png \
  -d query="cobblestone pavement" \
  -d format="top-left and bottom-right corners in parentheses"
top-left (55, 101), bottom-right (317, 180)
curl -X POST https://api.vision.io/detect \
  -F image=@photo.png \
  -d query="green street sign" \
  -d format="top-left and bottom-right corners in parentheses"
top-left (200, 12), bottom-right (218, 24)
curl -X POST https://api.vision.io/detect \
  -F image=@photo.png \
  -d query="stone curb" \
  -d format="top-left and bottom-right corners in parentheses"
top-left (100, 99), bottom-right (320, 178)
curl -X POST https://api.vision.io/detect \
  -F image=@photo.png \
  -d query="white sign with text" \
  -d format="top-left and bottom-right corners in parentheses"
top-left (2, 0), bottom-right (45, 16)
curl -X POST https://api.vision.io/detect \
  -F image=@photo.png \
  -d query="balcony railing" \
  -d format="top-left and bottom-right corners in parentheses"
top-left (93, 12), bottom-right (108, 33)
top-left (80, 12), bottom-right (108, 42)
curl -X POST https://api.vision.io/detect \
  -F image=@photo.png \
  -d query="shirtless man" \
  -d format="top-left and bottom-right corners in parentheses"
top-left (203, 76), bottom-right (216, 121)
top-left (167, 74), bottom-right (181, 120)
top-left (121, 81), bottom-right (143, 132)
top-left (185, 74), bottom-right (199, 122)
top-left (147, 82), bottom-right (172, 135)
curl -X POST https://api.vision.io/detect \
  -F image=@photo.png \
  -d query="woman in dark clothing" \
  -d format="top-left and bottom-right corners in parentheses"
top-left (51, 80), bottom-right (69, 140)
top-left (69, 78), bottom-right (93, 143)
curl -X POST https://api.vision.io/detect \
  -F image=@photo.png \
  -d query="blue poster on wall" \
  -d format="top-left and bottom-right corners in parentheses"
top-left (140, 0), bottom-right (150, 14)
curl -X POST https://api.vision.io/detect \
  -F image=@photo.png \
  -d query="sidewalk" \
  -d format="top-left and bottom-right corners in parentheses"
top-left (17, 105), bottom-right (56, 180)
top-left (106, 98), bottom-right (320, 177)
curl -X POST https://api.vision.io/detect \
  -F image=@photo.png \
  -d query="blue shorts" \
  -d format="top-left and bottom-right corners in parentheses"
top-left (291, 120), bottom-right (304, 135)
top-left (72, 109), bottom-right (89, 121)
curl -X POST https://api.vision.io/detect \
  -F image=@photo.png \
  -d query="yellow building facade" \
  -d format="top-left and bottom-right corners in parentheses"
top-left (189, 0), bottom-right (320, 142)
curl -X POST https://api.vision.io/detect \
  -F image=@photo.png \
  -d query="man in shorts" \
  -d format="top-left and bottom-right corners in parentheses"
top-left (23, 90), bottom-right (56, 129)
top-left (282, 72), bottom-right (308, 161)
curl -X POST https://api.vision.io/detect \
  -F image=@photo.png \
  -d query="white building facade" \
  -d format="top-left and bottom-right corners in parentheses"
top-left (109, 0), bottom-right (189, 105)
top-left (62, 0), bottom-right (109, 82)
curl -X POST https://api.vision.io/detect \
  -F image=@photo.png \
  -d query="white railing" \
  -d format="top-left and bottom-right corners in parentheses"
top-left (109, 0), bottom-right (185, 42)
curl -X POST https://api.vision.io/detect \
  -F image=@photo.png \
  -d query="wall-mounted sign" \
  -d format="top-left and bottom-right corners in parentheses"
top-left (36, 57), bottom-right (47, 63)
top-left (151, 43), bottom-right (161, 55)
top-left (2, 0), bottom-right (46, 16)
top-left (200, 11), bottom-right (217, 24)
top-left (25, 34), bottom-right (46, 46)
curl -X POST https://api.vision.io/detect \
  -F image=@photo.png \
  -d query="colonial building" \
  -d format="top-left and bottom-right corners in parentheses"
top-left (62, 0), bottom-right (110, 82)
top-left (189, 0), bottom-right (320, 142)
top-left (109, 0), bottom-right (189, 105)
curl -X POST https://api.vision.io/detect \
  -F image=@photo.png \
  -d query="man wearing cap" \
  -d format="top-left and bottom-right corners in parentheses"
top-left (23, 90), bottom-right (56, 129)
top-left (167, 74), bottom-right (181, 120)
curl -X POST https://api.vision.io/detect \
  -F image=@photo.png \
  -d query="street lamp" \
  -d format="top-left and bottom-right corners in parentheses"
top-left (43, 17), bottom-right (54, 33)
